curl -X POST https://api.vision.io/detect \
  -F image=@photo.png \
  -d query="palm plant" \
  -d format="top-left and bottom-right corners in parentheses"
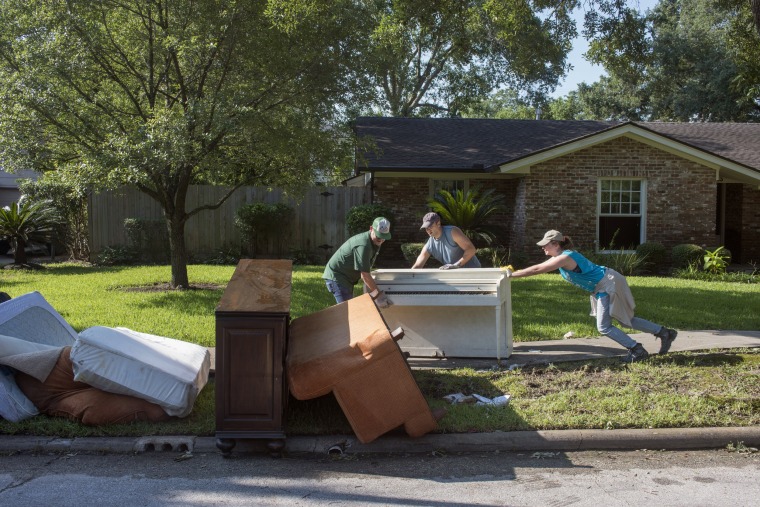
top-left (428, 186), bottom-right (508, 246)
top-left (0, 196), bottom-right (60, 265)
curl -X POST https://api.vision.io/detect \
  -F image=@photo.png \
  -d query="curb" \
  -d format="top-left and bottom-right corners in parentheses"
top-left (3, 427), bottom-right (759, 456)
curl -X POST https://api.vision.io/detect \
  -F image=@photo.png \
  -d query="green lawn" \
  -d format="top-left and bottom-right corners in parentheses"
top-left (1, 261), bottom-right (758, 438)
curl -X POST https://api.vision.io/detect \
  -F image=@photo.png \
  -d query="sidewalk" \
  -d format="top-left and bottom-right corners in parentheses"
top-left (2, 330), bottom-right (759, 456)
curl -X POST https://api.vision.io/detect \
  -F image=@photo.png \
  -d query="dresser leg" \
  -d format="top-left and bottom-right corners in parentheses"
top-left (267, 439), bottom-right (285, 458)
top-left (216, 438), bottom-right (236, 457)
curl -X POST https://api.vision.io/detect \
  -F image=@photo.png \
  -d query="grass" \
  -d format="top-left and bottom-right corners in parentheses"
top-left (1, 261), bottom-right (759, 438)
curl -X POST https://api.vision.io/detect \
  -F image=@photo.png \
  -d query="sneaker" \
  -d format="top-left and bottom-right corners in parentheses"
top-left (622, 343), bottom-right (649, 363)
top-left (655, 327), bottom-right (678, 354)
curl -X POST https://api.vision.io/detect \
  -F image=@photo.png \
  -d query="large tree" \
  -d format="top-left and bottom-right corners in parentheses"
top-left (579, 0), bottom-right (759, 121)
top-left (0, 0), bottom-right (362, 287)
top-left (362, 0), bottom-right (578, 117)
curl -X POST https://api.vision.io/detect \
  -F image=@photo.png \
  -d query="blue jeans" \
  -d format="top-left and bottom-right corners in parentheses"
top-left (325, 280), bottom-right (354, 304)
top-left (595, 295), bottom-right (663, 349)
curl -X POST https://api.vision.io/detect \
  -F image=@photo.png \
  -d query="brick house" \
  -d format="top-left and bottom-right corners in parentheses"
top-left (350, 117), bottom-right (760, 266)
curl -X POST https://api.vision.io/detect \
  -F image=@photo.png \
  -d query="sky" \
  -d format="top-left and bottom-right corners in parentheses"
top-left (551, 0), bottom-right (660, 98)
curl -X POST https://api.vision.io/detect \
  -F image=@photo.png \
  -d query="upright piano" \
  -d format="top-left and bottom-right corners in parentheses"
top-left (372, 268), bottom-right (512, 360)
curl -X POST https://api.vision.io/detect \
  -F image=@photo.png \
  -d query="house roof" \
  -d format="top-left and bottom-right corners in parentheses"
top-left (354, 117), bottom-right (760, 183)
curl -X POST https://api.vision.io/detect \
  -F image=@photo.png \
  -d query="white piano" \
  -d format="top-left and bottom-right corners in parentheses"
top-left (371, 268), bottom-right (512, 360)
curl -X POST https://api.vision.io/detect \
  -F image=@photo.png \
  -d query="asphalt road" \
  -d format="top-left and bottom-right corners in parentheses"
top-left (1, 447), bottom-right (758, 506)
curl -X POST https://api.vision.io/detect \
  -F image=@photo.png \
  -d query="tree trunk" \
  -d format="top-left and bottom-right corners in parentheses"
top-left (13, 238), bottom-right (27, 264)
top-left (753, 0), bottom-right (760, 37)
top-left (167, 216), bottom-right (189, 289)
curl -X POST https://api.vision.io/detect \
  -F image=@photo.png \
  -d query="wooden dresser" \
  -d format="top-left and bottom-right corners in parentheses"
top-left (214, 259), bottom-right (292, 456)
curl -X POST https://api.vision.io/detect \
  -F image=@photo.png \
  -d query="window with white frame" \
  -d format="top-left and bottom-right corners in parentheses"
top-left (597, 179), bottom-right (645, 250)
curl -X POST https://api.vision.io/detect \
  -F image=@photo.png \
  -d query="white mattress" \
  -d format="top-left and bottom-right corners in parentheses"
top-left (0, 291), bottom-right (77, 347)
top-left (71, 326), bottom-right (211, 418)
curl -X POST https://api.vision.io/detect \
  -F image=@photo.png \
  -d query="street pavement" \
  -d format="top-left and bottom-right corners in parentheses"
top-left (2, 329), bottom-right (758, 457)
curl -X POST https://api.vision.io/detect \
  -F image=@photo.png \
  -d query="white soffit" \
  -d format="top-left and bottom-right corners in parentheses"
top-left (494, 124), bottom-right (760, 186)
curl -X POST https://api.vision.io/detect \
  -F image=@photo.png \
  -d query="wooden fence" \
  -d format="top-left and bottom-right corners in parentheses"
top-left (88, 185), bottom-right (372, 262)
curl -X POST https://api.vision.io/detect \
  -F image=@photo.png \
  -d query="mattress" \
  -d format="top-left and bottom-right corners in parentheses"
top-left (71, 326), bottom-right (211, 418)
top-left (0, 291), bottom-right (78, 347)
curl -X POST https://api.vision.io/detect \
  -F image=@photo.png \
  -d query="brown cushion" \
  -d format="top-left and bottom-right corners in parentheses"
top-left (16, 347), bottom-right (171, 425)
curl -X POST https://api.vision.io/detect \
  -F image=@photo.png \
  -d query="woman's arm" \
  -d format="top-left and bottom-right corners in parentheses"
top-left (510, 254), bottom-right (573, 278)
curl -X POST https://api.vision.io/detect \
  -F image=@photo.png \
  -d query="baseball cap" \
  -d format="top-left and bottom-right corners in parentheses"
top-left (537, 230), bottom-right (563, 246)
top-left (420, 212), bottom-right (441, 229)
top-left (372, 217), bottom-right (391, 240)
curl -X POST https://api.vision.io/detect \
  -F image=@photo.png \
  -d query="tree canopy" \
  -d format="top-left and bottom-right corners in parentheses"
top-left (361, 0), bottom-right (578, 117)
top-left (0, 0), bottom-right (363, 286)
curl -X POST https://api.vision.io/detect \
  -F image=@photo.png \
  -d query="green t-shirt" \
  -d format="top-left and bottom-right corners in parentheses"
top-left (322, 231), bottom-right (379, 288)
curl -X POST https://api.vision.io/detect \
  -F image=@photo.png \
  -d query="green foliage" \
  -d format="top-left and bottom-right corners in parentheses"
top-left (400, 242), bottom-right (430, 266)
top-left (363, 0), bottom-right (575, 116)
top-left (345, 203), bottom-right (394, 237)
top-left (671, 244), bottom-right (705, 270)
top-left (635, 241), bottom-right (667, 274)
top-left (585, 249), bottom-right (647, 276)
top-left (0, 196), bottom-right (60, 264)
top-left (0, 0), bottom-right (360, 287)
top-left (673, 264), bottom-right (758, 284)
top-left (428, 186), bottom-right (507, 247)
top-left (234, 202), bottom-right (294, 257)
top-left (18, 174), bottom-right (90, 261)
top-left (193, 246), bottom-right (242, 266)
top-left (124, 218), bottom-right (169, 264)
top-left (287, 248), bottom-right (320, 266)
top-left (577, 0), bottom-right (759, 121)
top-left (702, 246), bottom-right (731, 274)
top-left (95, 245), bottom-right (139, 266)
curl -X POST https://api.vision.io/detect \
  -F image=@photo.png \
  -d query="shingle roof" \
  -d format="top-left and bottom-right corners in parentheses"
top-left (354, 117), bottom-right (760, 173)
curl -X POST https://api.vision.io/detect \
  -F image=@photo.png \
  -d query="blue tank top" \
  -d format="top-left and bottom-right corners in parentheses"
top-left (558, 250), bottom-right (607, 296)
top-left (425, 226), bottom-right (481, 268)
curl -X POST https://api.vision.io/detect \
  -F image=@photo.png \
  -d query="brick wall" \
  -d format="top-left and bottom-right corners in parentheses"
top-left (372, 176), bottom-right (521, 265)
top-left (372, 136), bottom-right (724, 266)
top-left (515, 137), bottom-right (717, 264)
top-left (740, 186), bottom-right (760, 264)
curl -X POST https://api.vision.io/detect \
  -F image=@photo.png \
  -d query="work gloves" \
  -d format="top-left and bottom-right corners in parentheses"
top-left (370, 289), bottom-right (392, 308)
top-left (439, 262), bottom-right (460, 270)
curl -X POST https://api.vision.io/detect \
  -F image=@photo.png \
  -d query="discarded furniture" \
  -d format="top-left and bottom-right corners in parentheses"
top-left (71, 326), bottom-right (210, 418)
top-left (372, 268), bottom-right (513, 360)
top-left (287, 293), bottom-right (438, 444)
top-left (214, 259), bottom-right (292, 456)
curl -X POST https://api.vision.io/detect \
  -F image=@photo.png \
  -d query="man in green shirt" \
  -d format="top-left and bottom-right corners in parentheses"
top-left (323, 217), bottom-right (392, 307)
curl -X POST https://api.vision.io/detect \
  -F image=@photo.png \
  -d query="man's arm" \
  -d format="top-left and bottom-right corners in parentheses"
top-left (450, 227), bottom-right (477, 267)
top-left (360, 271), bottom-right (379, 293)
top-left (411, 246), bottom-right (432, 269)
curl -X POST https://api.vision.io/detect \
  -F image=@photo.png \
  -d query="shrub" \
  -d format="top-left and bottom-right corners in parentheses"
top-left (428, 186), bottom-right (507, 247)
top-left (235, 202), bottom-right (294, 257)
top-left (584, 249), bottom-right (646, 276)
top-left (671, 244), bottom-right (705, 270)
top-left (703, 246), bottom-right (731, 274)
top-left (0, 196), bottom-right (61, 264)
top-left (18, 175), bottom-right (90, 261)
top-left (95, 245), bottom-right (138, 265)
top-left (400, 242), bottom-right (428, 265)
top-left (124, 218), bottom-right (169, 264)
top-left (635, 241), bottom-right (667, 274)
top-left (345, 204), bottom-right (394, 237)
top-left (288, 248), bottom-right (320, 265)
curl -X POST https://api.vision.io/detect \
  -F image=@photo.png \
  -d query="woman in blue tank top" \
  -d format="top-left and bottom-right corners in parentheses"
top-left (507, 230), bottom-right (678, 363)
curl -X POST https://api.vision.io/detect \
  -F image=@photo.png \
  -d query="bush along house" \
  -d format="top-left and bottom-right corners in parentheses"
top-left (349, 117), bottom-right (760, 267)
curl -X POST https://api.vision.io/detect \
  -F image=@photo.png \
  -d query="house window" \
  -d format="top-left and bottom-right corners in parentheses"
top-left (597, 179), bottom-right (645, 250)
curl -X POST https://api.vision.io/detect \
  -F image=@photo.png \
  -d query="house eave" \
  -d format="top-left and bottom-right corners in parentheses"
top-left (493, 124), bottom-right (760, 187)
